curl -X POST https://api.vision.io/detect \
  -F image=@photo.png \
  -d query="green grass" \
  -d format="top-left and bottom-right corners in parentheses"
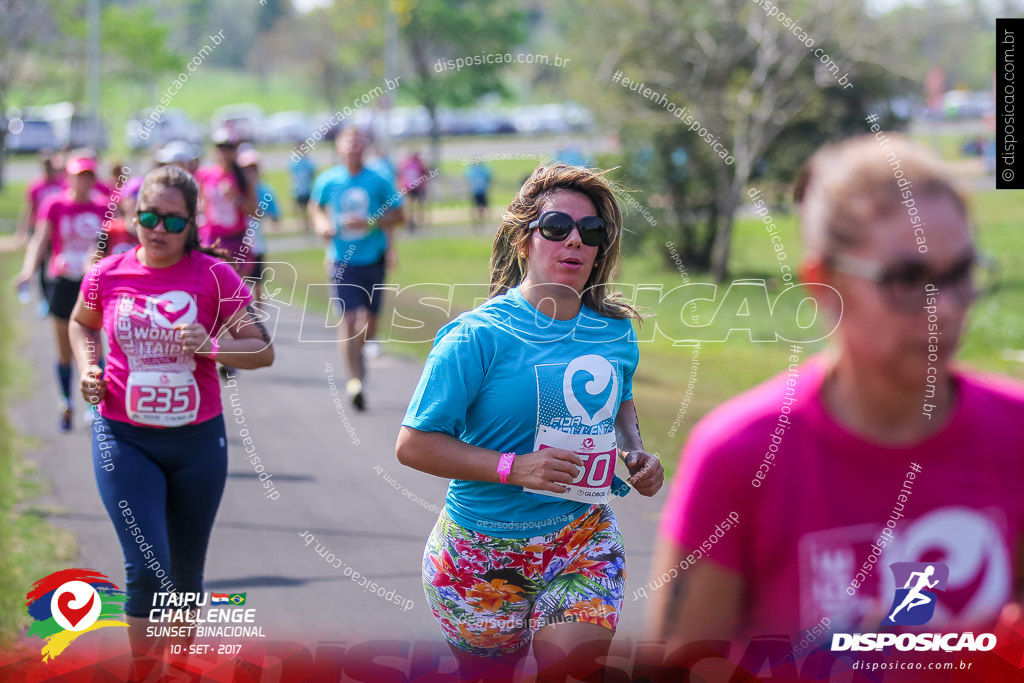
top-left (0, 253), bottom-right (75, 647)
top-left (910, 131), bottom-right (980, 162)
top-left (0, 181), bottom-right (26, 233)
top-left (275, 188), bottom-right (1023, 472)
top-left (434, 157), bottom-right (544, 211)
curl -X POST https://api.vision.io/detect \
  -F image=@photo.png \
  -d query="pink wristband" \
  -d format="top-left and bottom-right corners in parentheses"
top-left (207, 338), bottom-right (220, 361)
top-left (497, 452), bottom-right (516, 484)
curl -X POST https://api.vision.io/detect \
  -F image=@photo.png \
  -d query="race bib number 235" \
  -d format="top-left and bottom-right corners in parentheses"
top-left (125, 371), bottom-right (200, 427)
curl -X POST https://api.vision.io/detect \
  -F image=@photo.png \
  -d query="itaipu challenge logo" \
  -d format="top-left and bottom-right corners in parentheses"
top-left (25, 569), bottom-right (128, 661)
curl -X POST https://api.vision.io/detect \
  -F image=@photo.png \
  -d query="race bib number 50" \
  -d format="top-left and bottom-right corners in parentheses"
top-left (532, 426), bottom-right (616, 504)
top-left (125, 371), bottom-right (200, 427)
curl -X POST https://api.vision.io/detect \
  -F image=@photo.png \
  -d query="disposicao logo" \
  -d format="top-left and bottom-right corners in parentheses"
top-left (25, 569), bottom-right (129, 661)
top-left (884, 562), bottom-right (947, 626)
top-left (831, 562), bottom-right (996, 653)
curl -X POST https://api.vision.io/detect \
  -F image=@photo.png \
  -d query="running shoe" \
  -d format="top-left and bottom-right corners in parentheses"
top-left (59, 406), bottom-right (72, 432)
top-left (365, 341), bottom-right (381, 359)
top-left (347, 377), bottom-right (365, 411)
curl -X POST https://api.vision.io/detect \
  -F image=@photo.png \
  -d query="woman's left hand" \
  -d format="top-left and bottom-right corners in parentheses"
top-left (177, 323), bottom-right (214, 356)
top-left (622, 450), bottom-right (664, 497)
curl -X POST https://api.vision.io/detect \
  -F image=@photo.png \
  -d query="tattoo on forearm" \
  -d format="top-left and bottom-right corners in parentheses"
top-left (634, 412), bottom-right (646, 451)
top-left (242, 304), bottom-right (271, 344)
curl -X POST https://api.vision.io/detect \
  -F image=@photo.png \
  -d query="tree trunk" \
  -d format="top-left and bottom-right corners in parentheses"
top-left (710, 178), bottom-right (742, 282)
top-left (427, 104), bottom-right (441, 173)
top-left (0, 130), bottom-right (6, 191)
top-left (697, 203), bottom-right (717, 270)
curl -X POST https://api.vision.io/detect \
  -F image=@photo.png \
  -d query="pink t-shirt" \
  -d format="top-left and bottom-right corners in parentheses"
top-left (26, 178), bottom-right (64, 228)
top-left (400, 156), bottom-right (428, 192)
top-left (659, 355), bottom-right (1024, 642)
top-left (40, 193), bottom-right (107, 279)
top-left (80, 247), bottom-right (252, 427)
top-left (195, 165), bottom-right (247, 244)
top-left (103, 217), bottom-right (140, 256)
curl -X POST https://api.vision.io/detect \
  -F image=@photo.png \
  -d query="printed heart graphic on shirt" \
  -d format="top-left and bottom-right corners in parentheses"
top-left (145, 291), bottom-right (198, 328)
top-left (71, 212), bottom-right (102, 238)
top-left (562, 355), bottom-right (618, 426)
top-left (56, 591), bottom-right (95, 628)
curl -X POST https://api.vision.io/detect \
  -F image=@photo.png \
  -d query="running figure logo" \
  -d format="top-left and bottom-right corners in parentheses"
top-left (883, 562), bottom-right (949, 626)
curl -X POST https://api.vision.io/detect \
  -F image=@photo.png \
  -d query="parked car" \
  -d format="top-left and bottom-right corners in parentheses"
top-left (512, 104), bottom-right (572, 135)
top-left (126, 108), bottom-right (203, 150)
top-left (40, 101), bottom-right (108, 151)
top-left (941, 90), bottom-right (994, 120)
top-left (262, 111), bottom-right (313, 143)
top-left (5, 118), bottom-right (58, 153)
top-left (387, 106), bottom-right (432, 139)
top-left (470, 110), bottom-right (517, 135)
top-left (211, 104), bottom-right (264, 142)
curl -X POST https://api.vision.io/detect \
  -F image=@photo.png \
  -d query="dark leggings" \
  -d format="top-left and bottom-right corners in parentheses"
top-left (91, 414), bottom-right (228, 617)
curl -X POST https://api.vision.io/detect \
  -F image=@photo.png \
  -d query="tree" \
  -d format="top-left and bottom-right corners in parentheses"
top-left (266, 0), bottom-right (386, 111)
top-left (97, 5), bottom-right (183, 105)
top-left (399, 0), bottom-right (528, 167)
top-left (0, 0), bottom-right (50, 189)
top-left (572, 0), bottom-right (903, 280)
top-left (249, 0), bottom-right (291, 88)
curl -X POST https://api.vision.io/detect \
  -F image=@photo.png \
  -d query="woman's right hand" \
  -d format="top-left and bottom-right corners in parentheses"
top-left (508, 448), bottom-right (584, 493)
top-left (80, 365), bottom-right (107, 406)
top-left (13, 270), bottom-right (32, 290)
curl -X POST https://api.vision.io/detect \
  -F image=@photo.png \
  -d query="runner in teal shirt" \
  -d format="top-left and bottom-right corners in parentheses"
top-left (397, 163), bottom-right (664, 678)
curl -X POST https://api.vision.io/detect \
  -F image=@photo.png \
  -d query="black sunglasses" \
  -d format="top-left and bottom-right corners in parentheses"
top-left (136, 210), bottom-right (190, 234)
top-left (528, 211), bottom-right (607, 247)
top-left (829, 252), bottom-right (999, 312)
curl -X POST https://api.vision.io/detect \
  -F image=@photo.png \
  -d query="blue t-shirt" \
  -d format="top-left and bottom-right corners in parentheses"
top-left (310, 165), bottom-right (402, 265)
top-left (257, 181), bottom-right (280, 221)
top-left (402, 287), bottom-right (639, 539)
top-left (289, 157), bottom-right (316, 197)
top-left (245, 181), bottom-right (279, 254)
top-left (465, 164), bottom-right (492, 195)
top-left (366, 156), bottom-right (397, 185)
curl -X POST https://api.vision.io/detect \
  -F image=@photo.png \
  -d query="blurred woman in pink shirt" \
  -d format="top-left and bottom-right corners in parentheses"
top-left (649, 135), bottom-right (1021, 665)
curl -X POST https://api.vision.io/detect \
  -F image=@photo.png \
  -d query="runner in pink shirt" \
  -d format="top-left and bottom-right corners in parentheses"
top-left (648, 135), bottom-right (1022, 672)
top-left (68, 165), bottom-right (274, 678)
top-left (16, 152), bottom-right (66, 312)
top-left (16, 154), bottom-right (107, 430)
top-left (16, 152), bottom-right (65, 243)
top-left (194, 128), bottom-right (257, 277)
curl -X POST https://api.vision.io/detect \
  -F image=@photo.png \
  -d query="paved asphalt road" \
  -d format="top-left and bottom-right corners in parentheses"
top-left (11, 264), bottom-right (669, 659)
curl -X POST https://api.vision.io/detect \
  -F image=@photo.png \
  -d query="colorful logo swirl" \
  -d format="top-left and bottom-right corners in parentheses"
top-left (25, 569), bottom-right (129, 661)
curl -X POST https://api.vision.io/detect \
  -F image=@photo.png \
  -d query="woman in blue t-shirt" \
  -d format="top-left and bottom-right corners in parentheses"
top-left (397, 163), bottom-right (664, 680)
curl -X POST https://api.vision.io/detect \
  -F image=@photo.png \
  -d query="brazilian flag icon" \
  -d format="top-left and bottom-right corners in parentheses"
top-left (229, 593), bottom-right (247, 605)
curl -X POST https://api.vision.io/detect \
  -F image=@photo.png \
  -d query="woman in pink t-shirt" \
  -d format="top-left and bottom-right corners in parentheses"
top-left (399, 150), bottom-right (429, 231)
top-left (15, 154), bottom-right (106, 431)
top-left (648, 135), bottom-right (1023, 672)
top-left (194, 128), bottom-right (258, 277)
top-left (15, 151), bottom-right (64, 244)
top-left (68, 165), bottom-right (274, 677)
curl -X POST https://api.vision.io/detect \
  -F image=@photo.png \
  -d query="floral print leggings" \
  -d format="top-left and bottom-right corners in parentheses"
top-left (422, 504), bottom-right (626, 656)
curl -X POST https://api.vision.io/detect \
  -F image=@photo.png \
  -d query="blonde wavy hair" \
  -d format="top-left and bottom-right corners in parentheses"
top-left (489, 163), bottom-right (639, 320)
